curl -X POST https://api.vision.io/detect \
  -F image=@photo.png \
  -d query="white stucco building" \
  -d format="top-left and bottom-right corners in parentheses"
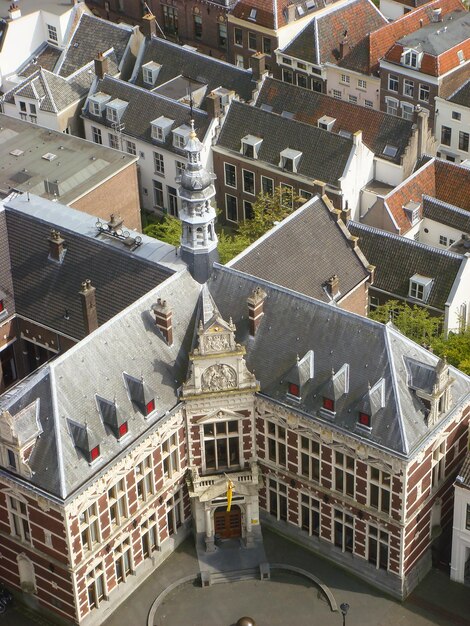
top-left (451, 450), bottom-right (470, 584)
top-left (435, 81), bottom-right (470, 164)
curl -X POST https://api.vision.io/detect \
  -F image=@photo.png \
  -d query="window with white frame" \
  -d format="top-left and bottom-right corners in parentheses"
top-left (162, 433), bottom-right (180, 479)
top-left (86, 562), bottom-right (105, 610)
top-left (91, 126), bottom-right (102, 145)
top-left (333, 508), bottom-right (354, 553)
top-left (358, 79), bottom-right (367, 89)
top-left (388, 74), bottom-right (398, 92)
top-left (107, 106), bottom-right (118, 123)
top-left (401, 102), bottom-right (414, 121)
top-left (7, 494), bottom-right (31, 542)
top-left (126, 140), bottom-right (136, 156)
top-left (402, 49), bottom-right (420, 68)
top-left (154, 152), bottom-right (165, 174)
top-left (204, 421), bottom-right (240, 471)
top-left (248, 31), bottom-right (257, 51)
top-left (226, 194), bottom-right (238, 222)
top-left (441, 125), bottom-right (452, 146)
top-left (108, 478), bottom-right (128, 527)
top-left (173, 126), bottom-right (190, 149)
top-left (409, 274), bottom-right (433, 302)
top-left (234, 27), bottom-right (243, 45)
top-left (431, 441), bottom-right (446, 489)
top-left (283, 68), bottom-right (293, 84)
top-left (90, 101), bottom-right (101, 116)
top-left (403, 79), bottom-right (414, 98)
top-left (114, 537), bottom-right (132, 583)
top-left (280, 183), bottom-right (294, 208)
top-left (419, 84), bottom-right (430, 102)
top-left (332, 89), bottom-right (342, 99)
top-left (47, 24), bottom-right (58, 42)
top-left (386, 97), bottom-right (398, 116)
top-left (299, 189), bottom-right (313, 200)
top-left (334, 451), bottom-right (355, 498)
top-left (79, 502), bottom-right (100, 551)
top-left (167, 186), bottom-right (178, 216)
top-left (141, 513), bottom-right (159, 557)
top-left (459, 131), bottom-right (469, 152)
top-left (242, 169), bottom-right (255, 195)
top-left (153, 180), bottom-right (164, 208)
top-left (108, 133), bottom-right (119, 150)
top-left (369, 467), bottom-right (391, 514)
top-left (135, 455), bottom-right (154, 503)
top-left (261, 175), bottom-right (274, 195)
top-left (300, 493), bottom-right (320, 537)
top-left (299, 436), bottom-right (320, 482)
top-left (175, 160), bottom-right (185, 177)
top-left (142, 62), bottom-right (161, 86)
top-left (365, 99), bottom-right (373, 108)
top-left (349, 95), bottom-right (358, 104)
top-left (151, 126), bottom-right (164, 142)
top-left (268, 478), bottom-right (287, 521)
top-left (224, 163), bottom-right (236, 188)
top-left (241, 135), bottom-right (263, 159)
top-left (166, 490), bottom-right (183, 536)
top-left (439, 235), bottom-right (448, 246)
top-left (368, 525), bottom-right (389, 570)
top-left (452, 111), bottom-right (462, 121)
top-left (266, 421), bottom-right (286, 466)
top-left (340, 74), bottom-right (350, 84)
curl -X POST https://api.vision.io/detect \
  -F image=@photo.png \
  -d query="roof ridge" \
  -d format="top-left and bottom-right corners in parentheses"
top-left (384, 325), bottom-right (408, 455)
top-left (349, 220), bottom-right (464, 259)
top-left (448, 77), bottom-right (470, 101)
top-left (384, 157), bottom-right (435, 200)
top-left (49, 366), bottom-right (68, 499)
top-left (422, 193), bottom-right (470, 216)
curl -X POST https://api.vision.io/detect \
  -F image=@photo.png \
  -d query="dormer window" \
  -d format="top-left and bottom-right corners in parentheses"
top-left (6, 448), bottom-right (17, 471)
top-left (106, 99), bottom-right (127, 124)
top-left (151, 116), bottom-right (174, 142)
top-left (358, 412), bottom-right (371, 427)
top-left (280, 148), bottom-right (302, 172)
top-left (403, 200), bottom-right (420, 225)
top-left (118, 422), bottom-right (128, 438)
top-left (323, 397), bottom-right (335, 411)
top-left (146, 399), bottom-right (155, 415)
top-left (409, 274), bottom-right (433, 302)
top-left (173, 124), bottom-right (191, 150)
top-left (90, 445), bottom-right (100, 462)
top-left (0, 299), bottom-right (5, 314)
top-left (401, 49), bottom-right (421, 69)
top-left (142, 61), bottom-right (161, 86)
top-left (318, 116), bottom-right (336, 132)
top-left (241, 135), bottom-right (263, 159)
top-left (88, 92), bottom-right (111, 116)
top-left (288, 382), bottom-right (300, 397)
top-left (123, 372), bottom-right (156, 417)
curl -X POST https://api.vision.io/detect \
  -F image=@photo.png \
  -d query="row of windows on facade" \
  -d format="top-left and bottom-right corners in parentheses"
top-left (440, 125), bottom-right (470, 152)
top-left (267, 477), bottom-right (391, 570)
top-left (223, 184), bottom-right (309, 223)
top-left (264, 423), bottom-right (449, 508)
top-left (387, 74), bottom-right (431, 102)
top-left (161, 6), bottom-right (230, 48)
top-left (223, 163), bottom-right (312, 196)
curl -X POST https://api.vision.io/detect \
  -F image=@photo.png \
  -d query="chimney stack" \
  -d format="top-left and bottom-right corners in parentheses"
top-left (313, 180), bottom-right (327, 197)
top-left (94, 52), bottom-right (109, 80)
top-left (48, 229), bottom-right (66, 263)
top-left (415, 105), bottom-right (429, 160)
top-left (79, 280), bottom-right (98, 335)
top-left (8, 4), bottom-right (21, 20)
top-left (326, 275), bottom-right (340, 299)
top-left (152, 299), bottom-right (173, 346)
top-left (353, 130), bottom-right (362, 146)
top-left (141, 12), bottom-right (157, 38)
top-left (250, 52), bottom-right (268, 81)
top-left (206, 92), bottom-right (221, 119)
top-left (340, 203), bottom-right (351, 224)
top-left (247, 287), bottom-right (267, 336)
top-left (286, 3), bottom-right (297, 23)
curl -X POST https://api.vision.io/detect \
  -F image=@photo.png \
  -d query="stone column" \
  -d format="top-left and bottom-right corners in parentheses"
top-left (245, 501), bottom-right (254, 548)
top-left (205, 505), bottom-right (215, 552)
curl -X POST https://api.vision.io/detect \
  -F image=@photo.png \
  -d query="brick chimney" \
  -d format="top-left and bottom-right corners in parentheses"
top-left (141, 12), bottom-right (157, 38)
top-left (79, 280), bottom-right (98, 335)
top-left (247, 287), bottom-right (267, 337)
top-left (250, 52), bottom-right (268, 81)
top-left (415, 105), bottom-right (429, 160)
top-left (94, 52), bottom-right (109, 80)
top-left (313, 180), bottom-right (327, 197)
top-left (48, 229), bottom-right (66, 263)
top-left (152, 299), bottom-right (173, 346)
top-left (326, 275), bottom-right (340, 299)
top-left (8, 4), bottom-right (21, 20)
top-left (206, 92), bottom-right (221, 119)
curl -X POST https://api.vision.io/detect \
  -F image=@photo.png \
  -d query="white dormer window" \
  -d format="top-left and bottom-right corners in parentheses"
top-left (241, 135), bottom-right (263, 159)
top-left (88, 92), bottom-right (112, 116)
top-left (280, 148), bottom-right (302, 172)
top-left (151, 116), bottom-right (174, 142)
top-left (317, 115), bottom-right (335, 132)
top-left (403, 200), bottom-right (420, 225)
top-left (409, 274), bottom-right (433, 302)
top-left (106, 99), bottom-right (128, 124)
top-left (173, 124), bottom-right (191, 149)
top-left (401, 49), bottom-right (422, 69)
top-left (142, 61), bottom-right (161, 86)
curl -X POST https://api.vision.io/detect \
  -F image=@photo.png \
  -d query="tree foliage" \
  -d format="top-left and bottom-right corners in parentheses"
top-left (143, 216), bottom-right (181, 248)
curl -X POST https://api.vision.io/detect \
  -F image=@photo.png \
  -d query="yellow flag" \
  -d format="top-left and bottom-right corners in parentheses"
top-left (226, 480), bottom-right (234, 512)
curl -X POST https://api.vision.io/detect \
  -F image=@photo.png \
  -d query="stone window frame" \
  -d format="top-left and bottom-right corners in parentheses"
top-left (141, 512), bottom-right (160, 557)
top-left (224, 162), bottom-right (237, 188)
top-left (368, 466), bottom-right (391, 514)
top-left (266, 420), bottom-right (287, 467)
top-left (86, 561), bottom-right (106, 611)
top-left (79, 502), bottom-right (100, 552)
top-left (242, 168), bottom-right (255, 195)
top-left (135, 454), bottom-right (155, 504)
top-left (108, 478), bottom-right (128, 528)
top-left (333, 450), bottom-right (355, 498)
top-left (299, 491), bottom-right (320, 537)
top-left (114, 536), bottom-right (133, 584)
top-left (161, 432), bottom-right (180, 480)
top-left (333, 507), bottom-right (354, 553)
top-left (7, 492), bottom-right (31, 544)
top-left (367, 523), bottom-right (390, 570)
top-left (299, 434), bottom-right (321, 483)
top-left (202, 419), bottom-right (241, 473)
top-left (268, 477), bottom-right (288, 522)
top-left (166, 489), bottom-right (183, 536)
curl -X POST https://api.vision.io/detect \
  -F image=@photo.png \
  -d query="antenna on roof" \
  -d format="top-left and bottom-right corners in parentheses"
top-left (188, 80), bottom-right (194, 120)
top-left (143, 1), bottom-right (166, 39)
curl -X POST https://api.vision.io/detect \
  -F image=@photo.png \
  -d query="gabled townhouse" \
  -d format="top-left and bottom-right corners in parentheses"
top-left (213, 99), bottom-right (375, 225)
top-left (228, 194), bottom-right (373, 316)
top-left (325, 0), bottom-right (465, 111)
top-left (0, 0), bottom-right (90, 91)
top-left (435, 79), bottom-right (470, 164)
top-left (276, 0), bottom-right (387, 95)
top-left (82, 75), bottom-right (217, 215)
top-left (348, 221), bottom-right (470, 334)
top-left (361, 156), bottom-right (470, 248)
top-left (255, 77), bottom-right (435, 198)
top-left (0, 113), bottom-right (141, 230)
top-left (380, 7), bottom-right (470, 127)
top-left (0, 138), bottom-right (470, 626)
top-left (450, 450), bottom-right (470, 583)
top-left (227, 0), bottom-right (344, 72)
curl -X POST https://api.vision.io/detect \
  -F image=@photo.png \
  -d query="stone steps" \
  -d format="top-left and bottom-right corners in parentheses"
top-left (209, 567), bottom-right (259, 585)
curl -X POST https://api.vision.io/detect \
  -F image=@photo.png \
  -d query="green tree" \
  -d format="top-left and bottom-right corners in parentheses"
top-left (369, 300), bottom-right (442, 345)
top-left (217, 230), bottom-right (252, 264)
top-left (431, 330), bottom-right (470, 375)
top-left (143, 215), bottom-right (181, 247)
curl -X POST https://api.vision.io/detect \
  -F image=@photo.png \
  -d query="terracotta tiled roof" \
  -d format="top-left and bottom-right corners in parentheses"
top-left (384, 158), bottom-right (470, 233)
top-left (341, 0), bottom-right (465, 74)
top-left (232, 0), bottom-right (287, 30)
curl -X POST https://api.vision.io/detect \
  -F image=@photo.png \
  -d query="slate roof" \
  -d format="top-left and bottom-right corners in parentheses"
top-left (394, 10), bottom-right (470, 57)
top-left (58, 13), bottom-right (133, 77)
top-left (348, 221), bottom-right (463, 310)
top-left (339, 0), bottom-right (465, 74)
top-left (230, 195), bottom-right (370, 301)
top-left (281, 0), bottom-right (387, 65)
top-left (215, 100), bottom-right (354, 187)
top-left (423, 195), bottom-right (470, 233)
top-left (231, 0), bottom-right (330, 30)
top-left (3, 196), bottom-right (177, 341)
top-left (255, 77), bottom-right (413, 164)
top-left (448, 79), bottom-right (470, 107)
top-left (3, 66), bottom-right (93, 113)
top-left (133, 38), bottom-right (257, 107)
top-left (208, 264), bottom-right (470, 457)
top-left (18, 43), bottom-right (62, 77)
top-left (83, 76), bottom-right (211, 151)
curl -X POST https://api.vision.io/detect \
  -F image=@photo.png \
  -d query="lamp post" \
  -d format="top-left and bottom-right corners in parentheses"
top-left (340, 602), bottom-right (350, 626)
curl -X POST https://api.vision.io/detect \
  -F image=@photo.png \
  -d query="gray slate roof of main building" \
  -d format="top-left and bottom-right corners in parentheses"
top-left (216, 101), bottom-right (353, 186)
top-left (423, 195), bottom-right (470, 232)
top-left (133, 37), bottom-right (258, 107)
top-left (230, 196), bottom-right (369, 301)
top-left (398, 10), bottom-right (470, 56)
top-left (448, 79), bottom-right (470, 107)
top-left (348, 221), bottom-right (463, 310)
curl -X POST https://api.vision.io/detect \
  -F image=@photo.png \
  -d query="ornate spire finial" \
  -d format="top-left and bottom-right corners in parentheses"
top-left (189, 119), bottom-right (196, 139)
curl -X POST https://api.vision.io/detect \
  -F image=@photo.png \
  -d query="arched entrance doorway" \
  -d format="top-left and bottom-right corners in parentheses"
top-left (214, 505), bottom-right (242, 540)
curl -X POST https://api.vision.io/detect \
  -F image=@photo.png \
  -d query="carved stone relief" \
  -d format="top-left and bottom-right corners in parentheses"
top-left (201, 365), bottom-right (237, 392)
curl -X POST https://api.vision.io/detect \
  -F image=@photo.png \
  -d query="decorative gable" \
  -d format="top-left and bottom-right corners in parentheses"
top-left (405, 357), bottom-right (454, 427)
top-left (0, 402), bottom-right (42, 477)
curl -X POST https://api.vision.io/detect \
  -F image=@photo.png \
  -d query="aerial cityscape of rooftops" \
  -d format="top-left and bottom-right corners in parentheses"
top-left (0, 0), bottom-right (470, 625)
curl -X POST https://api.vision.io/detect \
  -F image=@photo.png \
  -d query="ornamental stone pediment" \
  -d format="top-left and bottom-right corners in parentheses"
top-left (201, 364), bottom-right (237, 392)
top-left (193, 408), bottom-right (247, 424)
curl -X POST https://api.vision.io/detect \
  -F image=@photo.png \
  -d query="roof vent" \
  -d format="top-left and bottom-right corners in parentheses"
top-left (42, 153), bottom-right (57, 161)
top-left (10, 148), bottom-right (24, 157)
